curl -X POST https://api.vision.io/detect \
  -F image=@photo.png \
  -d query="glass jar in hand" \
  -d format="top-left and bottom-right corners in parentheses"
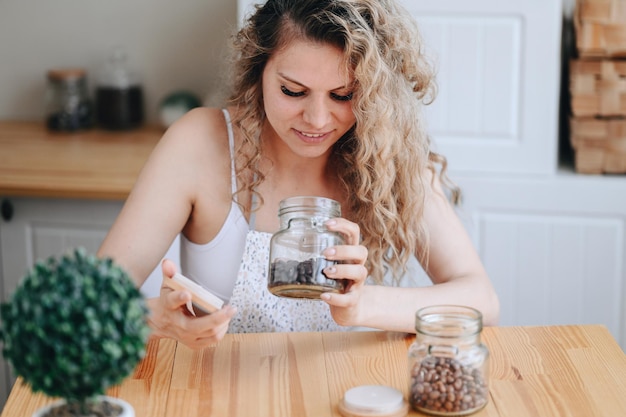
top-left (408, 305), bottom-right (490, 416)
top-left (268, 196), bottom-right (347, 299)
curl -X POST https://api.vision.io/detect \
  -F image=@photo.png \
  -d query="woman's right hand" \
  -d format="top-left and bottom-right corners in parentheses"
top-left (146, 259), bottom-right (237, 350)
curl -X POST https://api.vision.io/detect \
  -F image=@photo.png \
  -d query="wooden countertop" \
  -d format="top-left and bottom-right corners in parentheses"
top-left (0, 121), bottom-right (162, 200)
top-left (2, 325), bottom-right (626, 417)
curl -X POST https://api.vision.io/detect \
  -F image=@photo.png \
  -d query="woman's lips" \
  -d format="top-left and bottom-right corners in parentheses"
top-left (295, 129), bottom-right (330, 143)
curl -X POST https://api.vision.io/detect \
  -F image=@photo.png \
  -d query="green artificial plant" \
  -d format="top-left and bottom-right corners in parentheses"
top-left (0, 248), bottom-right (150, 416)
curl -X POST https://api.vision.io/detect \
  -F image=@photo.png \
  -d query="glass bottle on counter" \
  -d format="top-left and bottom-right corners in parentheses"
top-left (268, 196), bottom-right (346, 299)
top-left (95, 48), bottom-right (144, 130)
top-left (408, 305), bottom-right (490, 416)
top-left (45, 68), bottom-right (94, 132)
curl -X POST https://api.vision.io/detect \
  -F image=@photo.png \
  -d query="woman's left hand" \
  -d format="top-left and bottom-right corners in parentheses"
top-left (320, 217), bottom-right (369, 327)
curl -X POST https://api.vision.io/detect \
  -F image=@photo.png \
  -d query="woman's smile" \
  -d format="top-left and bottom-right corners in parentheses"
top-left (294, 128), bottom-right (332, 143)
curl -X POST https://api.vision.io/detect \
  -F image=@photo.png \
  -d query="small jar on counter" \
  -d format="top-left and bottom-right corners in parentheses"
top-left (268, 196), bottom-right (346, 299)
top-left (45, 68), bottom-right (93, 131)
top-left (408, 305), bottom-right (490, 416)
top-left (95, 48), bottom-right (144, 130)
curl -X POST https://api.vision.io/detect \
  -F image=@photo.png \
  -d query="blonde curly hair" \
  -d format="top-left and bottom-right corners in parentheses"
top-left (228, 0), bottom-right (459, 284)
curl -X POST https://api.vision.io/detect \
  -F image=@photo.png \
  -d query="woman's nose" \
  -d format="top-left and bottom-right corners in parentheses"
top-left (302, 96), bottom-right (331, 128)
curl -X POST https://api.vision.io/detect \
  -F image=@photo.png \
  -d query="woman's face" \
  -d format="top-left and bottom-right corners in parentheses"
top-left (261, 38), bottom-right (356, 159)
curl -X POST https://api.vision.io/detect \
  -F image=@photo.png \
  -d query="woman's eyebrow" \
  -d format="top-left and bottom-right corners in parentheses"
top-left (278, 72), bottom-right (351, 91)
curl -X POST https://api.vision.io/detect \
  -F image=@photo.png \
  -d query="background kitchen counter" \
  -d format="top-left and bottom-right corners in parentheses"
top-left (0, 122), bottom-right (162, 199)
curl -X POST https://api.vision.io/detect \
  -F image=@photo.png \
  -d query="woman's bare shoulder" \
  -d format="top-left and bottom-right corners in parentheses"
top-left (154, 107), bottom-right (229, 162)
top-left (162, 107), bottom-right (227, 144)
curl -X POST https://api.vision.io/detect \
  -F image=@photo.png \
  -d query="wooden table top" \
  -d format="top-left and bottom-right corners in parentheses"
top-left (2, 325), bottom-right (625, 417)
top-left (0, 121), bottom-right (162, 200)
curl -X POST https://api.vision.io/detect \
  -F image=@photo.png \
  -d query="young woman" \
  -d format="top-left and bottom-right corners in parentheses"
top-left (98, 0), bottom-right (499, 349)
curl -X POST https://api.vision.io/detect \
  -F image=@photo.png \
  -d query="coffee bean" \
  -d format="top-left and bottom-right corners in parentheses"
top-left (410, 356), bottom-right (487, 415)
top-left (269, 257), bottom-right (346, 294)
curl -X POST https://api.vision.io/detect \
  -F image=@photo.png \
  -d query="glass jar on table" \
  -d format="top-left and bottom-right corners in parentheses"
top-left (408, 305), bottom-right (490, 416)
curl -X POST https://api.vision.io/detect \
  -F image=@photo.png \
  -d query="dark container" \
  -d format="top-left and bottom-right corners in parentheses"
top-left (96, 86), bottom-right (144, 130)
top-left (95, 49), bottom-right (144, 130)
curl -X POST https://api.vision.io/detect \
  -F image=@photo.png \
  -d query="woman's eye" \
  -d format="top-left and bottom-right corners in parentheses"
top-left (281, 86), bottom-right (305, 97)
top-left (331, 92), bottom-right (353, 102)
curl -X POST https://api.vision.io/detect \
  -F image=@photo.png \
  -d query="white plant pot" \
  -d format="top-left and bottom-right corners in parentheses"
top-left (32, 396), bottom-right (134, 417)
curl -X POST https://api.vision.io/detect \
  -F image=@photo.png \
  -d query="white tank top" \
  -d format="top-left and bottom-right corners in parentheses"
top-left (179, 109), bottom-right (249, 301)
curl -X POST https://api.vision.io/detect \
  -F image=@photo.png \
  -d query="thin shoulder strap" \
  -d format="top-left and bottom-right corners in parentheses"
top-left (222, 108), bottom-right (237, 196)
top-left (222, 108), bottom-right (257, 231)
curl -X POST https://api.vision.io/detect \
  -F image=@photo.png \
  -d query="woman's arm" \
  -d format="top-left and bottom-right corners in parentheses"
top-left (98, 121), bottom-right (197, 283)
top-left (97, 107), bottom-right (238, 348)
top-left (321, 173), bottom-right (500, 332)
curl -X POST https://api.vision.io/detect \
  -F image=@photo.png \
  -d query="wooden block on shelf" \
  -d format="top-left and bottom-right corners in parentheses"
top-left (574, 147), bottom-right (606, 174)
top-left (604, 151), bottom-right (626, 172)
top-left (575, 0), bottom-right (626, 58)
top-left (570, 59), bottom-right (626, 117)
top-left (570, 117), bottom-right (626, 174)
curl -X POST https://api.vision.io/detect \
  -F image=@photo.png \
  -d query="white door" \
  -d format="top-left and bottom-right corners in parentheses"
top-left (404, 0), bottom-right (563, 174)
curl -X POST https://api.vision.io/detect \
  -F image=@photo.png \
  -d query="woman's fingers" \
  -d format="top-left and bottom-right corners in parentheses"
top-left (161, 258), bottom-right (178, 278)
top-left (323, 244), bottom-right (368, 266)
top-left (321, 289), bottom-right (358, 307)
top-left (325, 218), bottom-right (362, 246)
top-left (166, 304), bottom-right (237, 349)
top-left (163, 287), bottom-right (192, 310)
top-left (322, 263), bottom-right (367, 284)
top-left (185, 305), bottom-right (237, 334)
top-left (153, 258), bottom-right (237, 349)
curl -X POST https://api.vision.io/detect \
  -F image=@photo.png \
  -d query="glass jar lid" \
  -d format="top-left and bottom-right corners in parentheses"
top-left (278, 196), bottom-right (341, 218)
top-left (47, 68), bottom-right (87, 82)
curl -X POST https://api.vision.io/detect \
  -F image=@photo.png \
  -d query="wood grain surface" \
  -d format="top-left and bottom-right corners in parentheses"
top-left (0, 121), bottom-right (161, 199)
top-left (2, 325), bottom-right (625, 417)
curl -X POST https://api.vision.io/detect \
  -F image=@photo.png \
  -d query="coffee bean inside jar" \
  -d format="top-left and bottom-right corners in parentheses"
top-left (410, 356), bottom-right (488, 415)
top-left (407, 305), bottom-right (490, 416)
top-left (268, 196), bottom-right (346, 300)
top-left (269, 257), bottom-right (347, 299)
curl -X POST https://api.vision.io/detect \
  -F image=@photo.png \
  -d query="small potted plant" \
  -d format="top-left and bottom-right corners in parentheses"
top-left (0, 248), bottom-right (150, 417)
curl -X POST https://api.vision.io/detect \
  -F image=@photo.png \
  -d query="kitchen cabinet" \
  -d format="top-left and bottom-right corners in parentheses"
top-left (455, 173), bottom-right (626, 348)
top-left (0, 198), bottom-right (123, 299)
top-left (0, 197), bottom-right (123, 406)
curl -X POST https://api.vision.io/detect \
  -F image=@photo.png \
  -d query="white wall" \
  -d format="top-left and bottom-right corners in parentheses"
top-left (0, 0), bottom-right (237, 123)
top-left (563, 0), bottom-right (575, 16)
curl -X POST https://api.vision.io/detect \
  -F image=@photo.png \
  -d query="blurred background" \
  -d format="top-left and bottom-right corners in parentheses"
top-left (0, 0), bottom-right (236, 124)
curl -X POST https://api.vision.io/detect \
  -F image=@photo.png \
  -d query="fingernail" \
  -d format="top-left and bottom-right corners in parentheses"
top-left (323, 248), bottom-right (336, 256)
top-left (325, 219), bottom-right (337, 226)
top-left (320, 293), bottom-right (331, 301)
top-left (325, 267), bottom-right (336, 274)
top-left (186, 300), bottom-right (196, 317)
